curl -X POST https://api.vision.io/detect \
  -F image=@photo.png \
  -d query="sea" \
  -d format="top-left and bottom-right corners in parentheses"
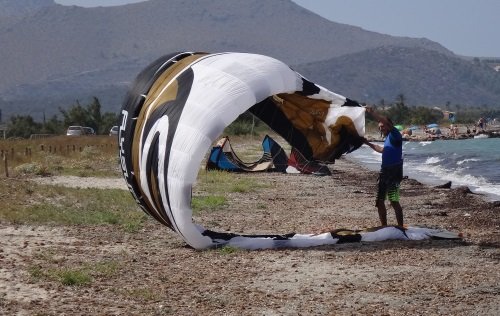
top-left (346, 138), bottom-right (500, 201)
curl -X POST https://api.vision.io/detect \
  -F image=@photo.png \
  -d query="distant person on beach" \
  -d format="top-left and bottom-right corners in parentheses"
top-left (362, 106), bottom-right (404, 227)
top-left (478, 117), bottom-right (486, 131)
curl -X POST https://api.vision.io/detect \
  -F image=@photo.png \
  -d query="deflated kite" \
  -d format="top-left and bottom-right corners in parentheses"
top-left (118, 52), bottom-right (459, 249)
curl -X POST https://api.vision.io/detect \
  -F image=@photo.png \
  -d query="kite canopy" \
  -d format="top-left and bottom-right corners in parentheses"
top-left (118, 51), bottom-right (367, 249)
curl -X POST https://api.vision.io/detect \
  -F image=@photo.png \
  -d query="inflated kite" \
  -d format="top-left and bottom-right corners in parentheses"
top-left (119, 52), bottom-right (459, 249)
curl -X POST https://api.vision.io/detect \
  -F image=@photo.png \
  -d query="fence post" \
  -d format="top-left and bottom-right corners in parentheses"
top-left (3, 154), bottom-right (8, 178)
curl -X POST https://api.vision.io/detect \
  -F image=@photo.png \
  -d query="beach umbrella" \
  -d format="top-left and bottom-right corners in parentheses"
top-left (409, 126), bottom-right (419, 130)
top-left (394, 124), bottom-right (404, 131)
top-left (427, 123), bottom-right (439, 128)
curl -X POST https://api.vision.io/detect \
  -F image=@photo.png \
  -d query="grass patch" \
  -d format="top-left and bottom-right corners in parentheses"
top-left (196, 170), bottom-right (269, 194)
top-left (216, 245), bottom-right (240, 255)
top-left (124, 288), bottom-right (159, 301)
top-left (14, 162), bottom-right (51, 176)
top-left (29, 266), bottom-right (92, 286)
top-left (0, 181), bottom-right (147, 230)
top-left (58, 269), bottom-right (92, 286)
top-left (192, 195), bottom-right (226, 214)
top-left (92, 261), bottom-right (120, 277)
top-left (28, 259), bottom-right (121, 286)
top-left (0, 136), bottom-right (119, 178)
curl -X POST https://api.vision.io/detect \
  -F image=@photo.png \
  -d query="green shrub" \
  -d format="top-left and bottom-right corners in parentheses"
top-left (58, 269), bottom-right (92, 286)
top-left (14, 162), bottom-right (51, 176)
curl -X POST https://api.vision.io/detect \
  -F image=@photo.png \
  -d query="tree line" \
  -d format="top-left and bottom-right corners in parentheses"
top-left (369, 94), bottom-right (499, 127)
top-left (4, 97), bottom-right (119, 138)
top-left (2, 94), bottom-right (498, 139)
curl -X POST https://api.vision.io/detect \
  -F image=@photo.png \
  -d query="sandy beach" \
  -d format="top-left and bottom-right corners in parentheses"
top-left (1, 157), bottom-right (499, 315)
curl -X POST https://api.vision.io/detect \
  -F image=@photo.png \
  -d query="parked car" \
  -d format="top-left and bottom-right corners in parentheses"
top-left (82, 127), bottom-right (96, 135)
top-left (109, 126), bottom-right (119, 136)
top-left (66, 125), bottom-right (84, 136)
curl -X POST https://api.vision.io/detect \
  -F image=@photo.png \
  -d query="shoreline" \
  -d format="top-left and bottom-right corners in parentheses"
top-left (356, 134), bottom-right (500, 203)
top-left (365, 125), bottom-right (500, 142)
top-left (331, 157), bottom-right (499, 245)
top-left (346, 154), bottom-right (500, 203)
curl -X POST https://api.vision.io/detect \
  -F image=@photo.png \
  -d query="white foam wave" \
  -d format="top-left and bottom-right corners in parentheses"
top-left (456, 158), bottom-right (480, 165)
top-left (405, 162), bottom-right (500, 201)
top-left (425, 156), bottom-right (442, 164)
top-left (419, 141), bottom-right (433, 146)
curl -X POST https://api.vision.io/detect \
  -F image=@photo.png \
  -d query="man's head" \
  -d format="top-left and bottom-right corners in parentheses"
top-left (378, 118), bottom-right (393, 136)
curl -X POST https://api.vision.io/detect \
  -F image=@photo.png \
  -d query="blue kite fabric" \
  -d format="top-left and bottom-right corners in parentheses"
top-left (118, 51), bottom-right (460, 249)
top-left (206, 135), bottom-right (288, 172)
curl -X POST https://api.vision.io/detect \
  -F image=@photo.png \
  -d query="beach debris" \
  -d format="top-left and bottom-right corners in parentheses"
top-left (454, 186), bottom-right (474, 195)
top-left (435, 181), bottom-right (452, 189)
top-left (490, 201), bottom-right (500, 208)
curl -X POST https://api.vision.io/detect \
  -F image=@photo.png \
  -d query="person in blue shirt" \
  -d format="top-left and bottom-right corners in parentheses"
top-left (363, 106), bottom-right (404, 227)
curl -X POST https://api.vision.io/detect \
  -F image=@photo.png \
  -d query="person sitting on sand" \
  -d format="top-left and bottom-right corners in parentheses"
top-left (362, 106), bottom-right (404, 227)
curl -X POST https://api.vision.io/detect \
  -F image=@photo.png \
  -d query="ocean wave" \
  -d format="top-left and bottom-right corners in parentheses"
top-left (456, 158), bottom-right (480, 165)
top-left (419, 141), bottom-right (433, 146)
top-left (424, 156), bottom-right (442, 164)
top-left (349, 138), bottom-right (500, 201)
top-left (405, 162), bottom-right (500, 201)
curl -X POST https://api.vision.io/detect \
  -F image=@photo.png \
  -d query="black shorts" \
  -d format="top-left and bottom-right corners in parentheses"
top-left (377, 162), bottom-right (403, 202)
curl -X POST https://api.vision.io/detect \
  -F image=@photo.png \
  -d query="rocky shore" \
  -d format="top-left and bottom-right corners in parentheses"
top-left (375, 125), bottom-right (500, 142)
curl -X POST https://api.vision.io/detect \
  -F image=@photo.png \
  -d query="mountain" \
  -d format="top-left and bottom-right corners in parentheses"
top-left (295, 46), bottom-right (500, 106)
top-left (0, 0), bottom-right (498, 121)
top-left (0, 0), bottom-right (54, 18)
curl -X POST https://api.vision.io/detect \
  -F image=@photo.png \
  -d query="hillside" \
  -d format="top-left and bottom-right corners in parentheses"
top-left (294, 46), bottom-right (500, 106)
top-left (0, 0), bottom-right (497, 121)
top-left (0, 0), bottom-right (54, 18)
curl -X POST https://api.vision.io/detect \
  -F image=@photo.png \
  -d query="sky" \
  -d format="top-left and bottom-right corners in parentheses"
top-left (54, 0), bottom-right (499, 57)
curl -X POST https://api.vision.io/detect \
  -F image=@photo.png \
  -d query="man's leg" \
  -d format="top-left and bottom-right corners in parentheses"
top-left (376, 174), bottom-right (388, 226)
top-left (390, 201), bottom-right (403, 226)
top-left (376, 199), bottom-right (387, 226)
top-left (388, 183), bottom-right (403, 226)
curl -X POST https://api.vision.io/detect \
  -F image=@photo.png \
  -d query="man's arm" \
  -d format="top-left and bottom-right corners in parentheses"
top-left (363, 137), bottom-right (383, 153)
